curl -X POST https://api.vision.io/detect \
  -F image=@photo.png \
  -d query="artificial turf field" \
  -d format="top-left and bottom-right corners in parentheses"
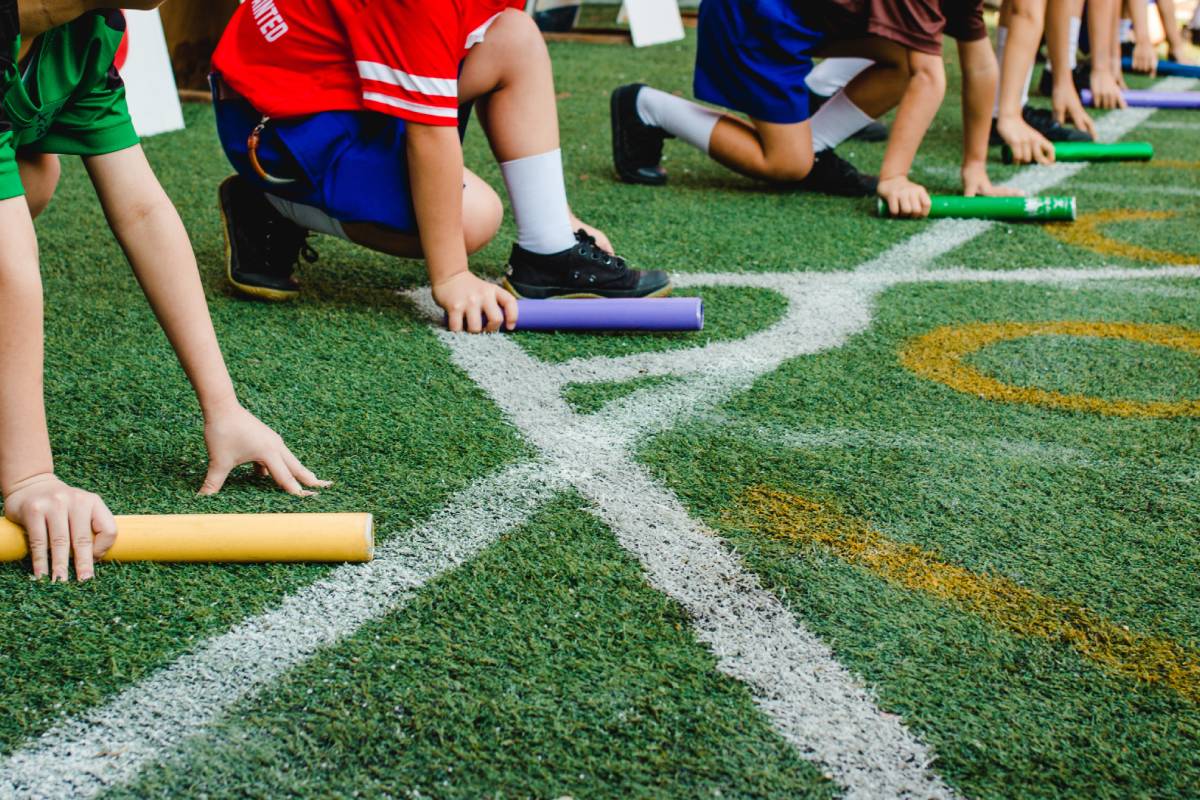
top-left (2, 17), bottom-right (1200, 800)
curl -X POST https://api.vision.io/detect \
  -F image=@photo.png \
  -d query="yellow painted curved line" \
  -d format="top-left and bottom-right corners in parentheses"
top-left (900, 320), bottom-right (1200, 418)
top-left (737, 486), bottom-right (1200, 702)
top-left (1144, 159), bottom-right (1200, 170)
top-left (1046, 210), bottom-right (1196, 265)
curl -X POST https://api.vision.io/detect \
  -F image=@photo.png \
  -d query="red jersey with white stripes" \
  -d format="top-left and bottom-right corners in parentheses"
top-left (212, 0), bottom-right (521, 126)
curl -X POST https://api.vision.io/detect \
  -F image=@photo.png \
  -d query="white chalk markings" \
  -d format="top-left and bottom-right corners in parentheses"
top-left (2, 82), bottom-right (1197, 800)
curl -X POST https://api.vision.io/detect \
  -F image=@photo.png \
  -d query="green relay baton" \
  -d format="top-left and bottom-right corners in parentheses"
top-left (1001, 141), bottom-right (1154, 164)
top-left (876, 195), bottom-right (1077, 221)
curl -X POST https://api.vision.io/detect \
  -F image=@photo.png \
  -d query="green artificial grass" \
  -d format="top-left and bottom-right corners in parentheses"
top-left (642, 278), bottom-right (1200, 798)
top-left (115, 498), bottom-right (836, 800)
top-left (1, 20), bottom-right (1198, 800)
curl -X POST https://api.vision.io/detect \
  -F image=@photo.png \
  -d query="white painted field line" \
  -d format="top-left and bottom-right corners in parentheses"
top-left (1140, 120), bottom-right (1200, 130)
top-left (444, 329), bottom-right (959, 799)
top-left (0, 461), bottom-right (564, 800)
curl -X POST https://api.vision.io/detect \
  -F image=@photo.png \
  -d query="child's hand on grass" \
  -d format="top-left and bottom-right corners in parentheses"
top-left (200, 405), bottom-right (330, 497)
top-left (1089, 68), bottom-right (1127, 109)
top-left (878, 176), bottom-right (931, 218)
top-left (3, 474), bottom-right (117, 582)
top-left (433, 271), bottom-right (518, 334)
top-left (1132, 39), bottom-right (1158, 75)
top-left (996, 116), bottom-right (1056, 165)
top-left (1051, 86), bottom-right (1097, 140)
top-left (961, 162), bottom-right (1022, 198)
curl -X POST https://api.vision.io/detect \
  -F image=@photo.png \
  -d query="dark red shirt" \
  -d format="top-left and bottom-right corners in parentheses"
top-left (818, 0), bottom-right (988, 54)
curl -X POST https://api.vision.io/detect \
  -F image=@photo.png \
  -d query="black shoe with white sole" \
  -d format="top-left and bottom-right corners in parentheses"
top-left (218, 175), bottom-right (317, 301)
top-left (503, 229), bottom-right (672, 299)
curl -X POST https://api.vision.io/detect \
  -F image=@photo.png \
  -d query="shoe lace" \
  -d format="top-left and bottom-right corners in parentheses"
top-left (575, 229), bottom-right (627, 273)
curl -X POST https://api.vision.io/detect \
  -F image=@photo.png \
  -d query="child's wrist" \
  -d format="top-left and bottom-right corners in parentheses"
top-left (200, 392), bottom-right (242, 420)
top-left (2, 470), bottom-right (57, 501)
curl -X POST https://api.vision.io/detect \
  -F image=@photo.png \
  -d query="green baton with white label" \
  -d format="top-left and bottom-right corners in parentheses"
top-left (876, 195), bottom-right (1077, 221)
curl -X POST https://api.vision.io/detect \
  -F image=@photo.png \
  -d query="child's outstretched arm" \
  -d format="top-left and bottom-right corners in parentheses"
top-left (994, 0), bottom-right (1056, 165)
top-left (83, 146), bottom-right (329, 496)
top-left (958, 37), bottom-right (1023, 198)
top-left (877, 49), bottom-right (945, 218)
top-left (0, 197), bottom-right (117, 580)
top-left (1125, 0), bottom-right (1157, 75)
top-left (1046, 0), bottom-right (1096, 138)
top-left (1087, 0), bottom-right (1126, 108)
top-left (407, 123), bottom-right (517, 333)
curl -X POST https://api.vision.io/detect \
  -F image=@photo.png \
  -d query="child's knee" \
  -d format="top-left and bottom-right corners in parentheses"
top-left (761, 151), bottom-right (814, 183)
top-left (464, 181), bottom-right (503, 255)
top-left (486, 9), bottom-right (549, 62)
top-left (18, 153), bottom-right (61, 219)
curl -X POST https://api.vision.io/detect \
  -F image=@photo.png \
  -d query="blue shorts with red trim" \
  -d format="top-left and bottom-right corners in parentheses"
top-left (693, 0), bottom-right (829, 125)
top-left (211, 75), bottom-right (471, 234)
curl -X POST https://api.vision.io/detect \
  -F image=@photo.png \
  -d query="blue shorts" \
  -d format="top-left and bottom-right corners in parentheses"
top-left (212, 76), bottom-right (471, 234)
top-left (693, 0), bottom-right (830, 125)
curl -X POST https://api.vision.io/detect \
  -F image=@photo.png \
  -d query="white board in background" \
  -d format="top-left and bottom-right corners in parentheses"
top-left (620, 0), bottom-right (684, 48)
top-left (117, 9), bottom-right (185, 138)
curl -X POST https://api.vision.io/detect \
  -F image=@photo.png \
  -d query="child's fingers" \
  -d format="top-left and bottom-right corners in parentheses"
top-left (25, 513), bottom-right (49, 579)
top-left (198, 460), bottom-right (232, 496)
top-left (499, 290), bottom-right (518, 331)
top-left (91, 500), bottom-right (118, 560)
top-left (1035, 140), bottom-right (1055, 165)
top-left (47, 507), bottom-right (70, 582)
top-left (283, 448), bottom-right (329, 488)
top-left (465, 305), bottom-right (484, 334)
top-left (264, 454), bottom-right (312, 497)
top-left (483, 297), bottom-right (504, 333)
top-left (447, 309), bottom-right (464, 333)
top-left (69, 503), bottom-right (95, 581)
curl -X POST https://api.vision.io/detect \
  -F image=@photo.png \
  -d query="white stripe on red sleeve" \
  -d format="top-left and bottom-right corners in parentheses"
top-left (356, 61), bottom-right (458, 97)
top-left (362, 91), bottom-right (460, 119)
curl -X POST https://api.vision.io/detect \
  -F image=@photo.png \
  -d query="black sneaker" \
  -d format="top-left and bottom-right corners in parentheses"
top-left (850, 119), bottom-right (889, 142)
top-left (218, 176), bottom-right (317, 301)
top-left (611, 83), bottom-right (671, 186)
top-left (1037, 63), bottom-right (1091, 97)
top-left (503, 229), bottom-right (672, 299)
top-left (1021, 105), bottom-right (1092, 142)
top-left (794, 149), bottom-right (878, 197)
top-left (988, 105), bottom-right (1093, 145)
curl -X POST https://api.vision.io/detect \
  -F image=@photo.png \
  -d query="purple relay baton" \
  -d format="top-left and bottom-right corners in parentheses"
top-left (510, 298), bottom-right (704, 332)
top-left (1081, 88), bottom-right (1200, 109)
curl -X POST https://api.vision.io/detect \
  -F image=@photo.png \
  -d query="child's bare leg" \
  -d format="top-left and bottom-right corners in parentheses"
top-left (339, 169), bottom-right (502, 258)
top-left (707, 117), bottom-right (815, 182)
top-left (16, 153), bottom-right (60, 219)
top-left (456, 9), bottom-right (578, 255)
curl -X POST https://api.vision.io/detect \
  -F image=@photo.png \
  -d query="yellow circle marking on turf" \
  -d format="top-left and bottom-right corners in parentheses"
top-left (1046, 210), bottom-right (1196, 265)
top-left (735, 486), bottom-right (1200, 703)
top-left (900, 321), bottom-right (1200, 418)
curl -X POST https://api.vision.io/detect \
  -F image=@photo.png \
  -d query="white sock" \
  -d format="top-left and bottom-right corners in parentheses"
top-left (805, 57), bottom-right (874, 98)
top-left (499, 149), bottom-right (576, 255)
top-left (992, 26), bottom-right (1033, 117)
top-left (265, 193), bottom-right (349, 241)
top-left (635, 87), bottom-right (721, 154)
top-left (809, 91), bottom-right (874, 152)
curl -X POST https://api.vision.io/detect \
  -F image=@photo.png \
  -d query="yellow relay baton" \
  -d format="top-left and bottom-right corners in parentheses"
top-left (0, 513), bottom-right (374, 563)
